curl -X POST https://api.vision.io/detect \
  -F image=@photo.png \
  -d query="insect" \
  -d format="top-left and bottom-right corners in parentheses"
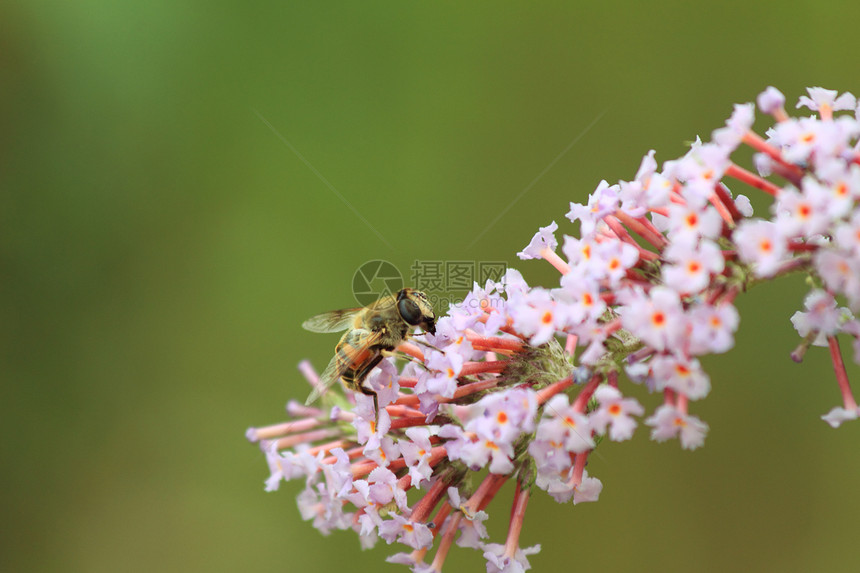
top-left (302, 288), bottom-right (437, 416)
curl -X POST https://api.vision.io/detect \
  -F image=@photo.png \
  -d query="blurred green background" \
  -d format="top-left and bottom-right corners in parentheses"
top-left (3, 1), bottom-right (860, 572)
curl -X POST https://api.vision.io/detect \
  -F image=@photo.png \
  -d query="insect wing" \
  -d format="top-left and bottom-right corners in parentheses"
top-left (302, 308), bottom-right (362, 333)
top-left (337, 328), bottom-right (384, 379)
top-left (304, 329), bottom-right (384, 404)
top-left (305, 353), bottom-right (342, 405)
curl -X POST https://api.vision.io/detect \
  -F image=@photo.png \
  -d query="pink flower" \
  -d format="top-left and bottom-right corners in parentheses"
top-left (532, 394), bottom-right (594, 454)
top-left (662, 239), bottom-right (725, 294)
top-left (573, 471), bottom-right (603, 504)
top-left (645, 405), bottom-right (709, 450)
top-left (509, 287), bottom-right (565, 346)
top-left (821, 406), bottom-right (860, 428)
top-left (757, 86), bottom-right (785, 115)
top-left (379, 514), bottom-right (434, 549)
top-left (650, 354), bottom-right (711, 400)
top-left (420, 350), bottom-right (464, 398)
top-left (445, 389), bottom-right (538, 475)
top-left (814, 249), bottom-right (860, 308)
top-left (814, 160), bottom-right (860, 218)
top-left (367, 358), bottom-right (401, 408)
top-left (556, 272), bottom-right (606, 327)
top-left (834, 210), bottom-right (860, 255)
top-left (733, 219), bottom-right (788, 277)
top-left (713, 103), bottom-right (755, 148)
top-left (619, 286), bottom-right (686, 352)
top-left (517, 221), bottom-right (559, 260)
top-left (566, 180), bottom-right (620, 237)
top-left (354, 394), bottom-right (392, 451)
top-left (675, 143), bottom-right (731, 202)
top-left (687, 302), bottom-right (739, 355)
top-left (774, 182), bottom-right (832, 238)
top-left (589, 385), bottom-right (644, 441)
top-left (447, 487), bottom-right (489, 549)
top-left (249, 85), bottom-right (860, 570)
top-left (797, 87), bottom-right (857, 114)
top-left (663, 202), bottom-right (724, 244)
top-left (398, 427), bottom-right (435, 488)
top-left (482, 543), bottom-right (541, 573)
top-left (790, 289), bottom-right (846, 346)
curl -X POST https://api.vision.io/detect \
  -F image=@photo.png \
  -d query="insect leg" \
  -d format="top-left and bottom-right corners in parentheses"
top-left (354, 352), bottom-right (384, 423)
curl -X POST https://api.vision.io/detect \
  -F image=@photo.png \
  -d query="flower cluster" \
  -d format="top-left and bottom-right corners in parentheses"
top-left (246, 86), bottom-right (860, 571)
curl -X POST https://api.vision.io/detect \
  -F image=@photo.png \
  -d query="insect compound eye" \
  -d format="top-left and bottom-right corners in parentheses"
top-left (397, 296), bottom-right (423, 326)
